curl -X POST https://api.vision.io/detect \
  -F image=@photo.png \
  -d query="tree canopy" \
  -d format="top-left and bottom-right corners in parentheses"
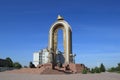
top-left (13, 62), bottom-right (22, 69)
top-left (5, 57), bottom-right (14, 67)
top-left (100, 63), bottom-right (106, 72)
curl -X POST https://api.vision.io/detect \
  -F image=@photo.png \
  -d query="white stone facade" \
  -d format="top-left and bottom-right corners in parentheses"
top-left (33, 48), bottom-right (66, 67)
top-left (33, 48), bottom-right (49, 67)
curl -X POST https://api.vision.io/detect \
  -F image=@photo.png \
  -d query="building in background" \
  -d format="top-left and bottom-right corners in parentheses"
top-left (33, 48), bottom-right (66, 67)
top-left (33, 48), bottom-right (49, 67)
top-left (0, 59), bottom-right (9, 67)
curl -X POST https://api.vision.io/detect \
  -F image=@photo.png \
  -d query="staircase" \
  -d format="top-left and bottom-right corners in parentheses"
top-left (41, 68), bottom-right (72, 74)
top-left (6, 63), bottom-right (86, 74)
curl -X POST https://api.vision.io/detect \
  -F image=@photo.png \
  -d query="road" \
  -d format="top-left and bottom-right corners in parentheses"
top-left (0, 72), bottom-right (120, 80)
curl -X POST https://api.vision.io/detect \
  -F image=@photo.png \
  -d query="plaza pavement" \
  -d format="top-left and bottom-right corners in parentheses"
top-left (0, 72), bottom-right (120, 80)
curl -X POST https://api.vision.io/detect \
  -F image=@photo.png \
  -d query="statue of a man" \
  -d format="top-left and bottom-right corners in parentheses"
top-left (48, 48), bottom-right (55, 69)
top-left (49, 48), bottom-right (54, 63)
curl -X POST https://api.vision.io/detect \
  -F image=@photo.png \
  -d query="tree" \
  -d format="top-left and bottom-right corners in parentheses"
top-left (107, 63), bottom-right (120, 73)
top-left (116, 63), bottom-right (120, 71)
top-left (118, 63), bottom-right (120, 67)
top-left (90, 68), bottom-right (95, 73)
top-left (6, 57), bottom-right (13, 67)
top-left (29, 62), bottom-right (35, 68)
top-left (100, 63), bottom-right (106, 72)
top-left (94, 67), bottom-right (101, 73)
top-left (13, 62), bottom-right (22, 69)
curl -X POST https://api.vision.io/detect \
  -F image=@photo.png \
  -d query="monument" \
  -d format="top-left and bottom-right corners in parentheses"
top-left (34, 15), bottom-right (87, 74)
top-left (48, 15), bottom-right (73, 65)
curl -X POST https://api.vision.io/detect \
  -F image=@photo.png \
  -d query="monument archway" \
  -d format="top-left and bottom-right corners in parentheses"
top-left (48, 15), bottom-right (72, 64)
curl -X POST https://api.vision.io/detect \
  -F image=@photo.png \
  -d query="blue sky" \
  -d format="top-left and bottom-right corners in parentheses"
top-left (0, 0), bottom-right (120, 68)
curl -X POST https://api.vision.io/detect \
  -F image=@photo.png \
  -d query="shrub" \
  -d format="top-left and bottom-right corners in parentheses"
top-left (94, 67), bottom-right (101, 73)
top-left (82, 69), bottom-right (87, 74)
top-left (118, 71), bottom-right (120, 73)
top-left (108, 67), bottom-right (116, 72)
top-left (29, 62), bottom-right (35, 68)
top-left (90, 68), bottom-right (95, 73)
top-left (13, 62), bottom-right (22, 69)
top-left (107, 63), bottom-right (120, 73)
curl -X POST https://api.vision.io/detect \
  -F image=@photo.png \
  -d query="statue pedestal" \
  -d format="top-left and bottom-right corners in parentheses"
top-left (69, 63), bottom-right (86, 73)
top-left (37, 63), bottom-right (87, 74)
top-left (37, 63), bottom-right (53, 69)
top-left (43, 63), bottom-right (53, 69)
top-left (62, 63), bottom-right (87, 73)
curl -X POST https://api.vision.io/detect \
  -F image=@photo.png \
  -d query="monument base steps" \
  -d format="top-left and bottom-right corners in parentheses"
top-left (6, 63), bottom-right (87, 74)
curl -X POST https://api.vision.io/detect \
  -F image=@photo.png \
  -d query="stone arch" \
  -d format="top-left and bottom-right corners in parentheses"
top-left (48, 16), bottom-right (72, 64)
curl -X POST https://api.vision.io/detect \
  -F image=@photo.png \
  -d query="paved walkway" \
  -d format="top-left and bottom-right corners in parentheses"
top-left (0, 72), bottom-right (120, 80)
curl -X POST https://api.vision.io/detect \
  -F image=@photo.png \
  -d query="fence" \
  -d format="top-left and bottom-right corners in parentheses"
top-left (0, 67), bottom-right (15, 72)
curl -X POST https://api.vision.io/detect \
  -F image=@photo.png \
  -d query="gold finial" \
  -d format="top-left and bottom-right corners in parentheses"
top-left (57, 15), bottom-right (64, 20)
